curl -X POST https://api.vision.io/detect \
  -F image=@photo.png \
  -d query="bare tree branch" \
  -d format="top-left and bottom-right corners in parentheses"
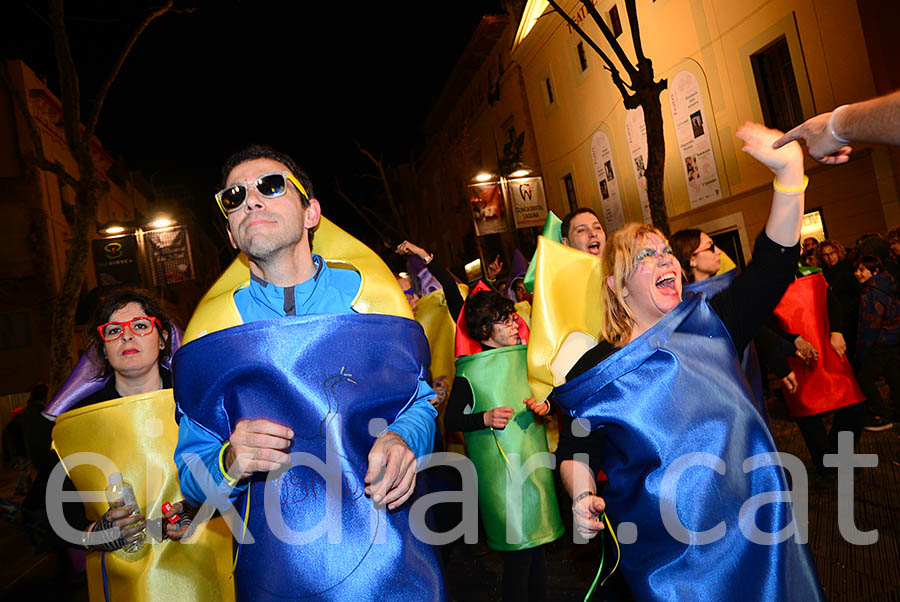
top-left (84, 1), bottom-right (190, 142)
top-left (545, 0), bottom-right (634, 102)
top-left (0, 64), bottom-right (48, 162)
top-left (49, 0), bottom-right (84, 158)
top-left (0, 64), bottom-right (81, 192)
top-left (35, 158), bottom-right (80, 188)
top-left (580, 0), bottom-right (637, 78)
top-left (355, 140), bottom-right (407, 239)
top-left (333, 179), bottom-right (393, 245)
top-left (624, 0), bottom-right (648, 66)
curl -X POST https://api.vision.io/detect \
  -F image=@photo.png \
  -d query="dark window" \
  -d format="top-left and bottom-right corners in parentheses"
top-left (544, 77), bottom-right (555, 104)
top-left (576, 41), bottom-right (589, 72)
top-left (751, 36), bottom-right (803, 132)
top-left (563, 173), bottom-right (578, 213)
top-left (609, 5), bottom-right (623, 38)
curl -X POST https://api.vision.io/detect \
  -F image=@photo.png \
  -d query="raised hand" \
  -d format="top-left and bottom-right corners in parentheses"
top-left (395, 240), bottom-right (429, 261)
top-left (736, 122), bottom-right (804, 178)
top-left (486, 255), bottom-right (503, 280)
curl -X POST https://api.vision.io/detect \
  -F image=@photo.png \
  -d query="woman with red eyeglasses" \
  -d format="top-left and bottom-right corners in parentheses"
top-left (46, 290), bottom-right (234, 601)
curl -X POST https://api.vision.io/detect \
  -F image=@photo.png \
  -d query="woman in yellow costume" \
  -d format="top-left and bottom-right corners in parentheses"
top-left (47, 290), bottom-right (233, 602)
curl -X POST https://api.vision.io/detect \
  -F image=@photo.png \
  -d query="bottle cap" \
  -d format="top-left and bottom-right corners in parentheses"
top-left (108, 472), bottom-right (123, 485)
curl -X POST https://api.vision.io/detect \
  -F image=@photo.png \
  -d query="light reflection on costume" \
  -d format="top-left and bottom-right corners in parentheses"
top-left (173, 217), bottom-right (445, 601)
top-left (51, 387), bottom-right (234, 602)
top-left (554, 294), bottom-right (823, 601)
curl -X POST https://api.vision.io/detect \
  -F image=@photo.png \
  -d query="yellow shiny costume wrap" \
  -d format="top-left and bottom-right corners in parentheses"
top-left (718, 250), bottom-right (736, 274)
top-left (525, 238), bottom-right (737, 404)
top-left (184, 216), bottom-right (411, 343)
top-left (526, 237), bottom-right (605, 405)
top-left (52, 389), bottom-right (235, 602)
top-left (414, 284), bottom-right (468, 455)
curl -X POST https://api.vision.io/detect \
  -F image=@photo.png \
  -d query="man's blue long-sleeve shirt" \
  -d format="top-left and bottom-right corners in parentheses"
top-left (175, 256), bottom-right (437, 508)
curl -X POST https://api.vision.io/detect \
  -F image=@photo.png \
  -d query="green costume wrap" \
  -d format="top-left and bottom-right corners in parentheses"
top-left (454, 344), bottom-right (563, 551)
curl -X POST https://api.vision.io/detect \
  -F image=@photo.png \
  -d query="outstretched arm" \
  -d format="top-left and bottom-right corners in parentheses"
top-left (773, 90), bottom-right (900, 164)
top-left (736, 122), bottom-right (805, 247)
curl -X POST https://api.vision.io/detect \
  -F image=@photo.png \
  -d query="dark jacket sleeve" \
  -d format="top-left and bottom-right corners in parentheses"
top-left (428, 258), bottom-right (465, 322)
top-left (710, 233), bottom-right (800, 352)
top-left (825, 287), bottom-right (844, 334)
top-left (442, 377), bottom-right (487, 432)
top-left (755, 324), bottom-right (795, 379)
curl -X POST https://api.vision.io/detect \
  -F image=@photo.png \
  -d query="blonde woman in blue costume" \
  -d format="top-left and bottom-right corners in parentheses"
top-left (47, 290), bottom-right (233, 602)
top-left (555, 123), bottom-right (824, 600)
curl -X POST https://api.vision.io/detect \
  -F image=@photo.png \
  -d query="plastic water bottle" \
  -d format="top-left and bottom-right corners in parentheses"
top-left (105, 472), bottom-right (145, 552)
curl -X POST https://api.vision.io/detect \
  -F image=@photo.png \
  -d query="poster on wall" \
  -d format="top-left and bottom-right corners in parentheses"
top-left (144, 226), bottom-right (195, 286)
top-left (467, 182), bottom-right (508, 236)
top-left (590, 129), bottom-right (625, 231)
top-left (624, 107), bottom-right (652, 224)
top-left (669, 70), bottom-right (722, 208)
top-left (92, 236), bottom-right (140, 287)
top-left (509, 176), bottom-right (548, 229)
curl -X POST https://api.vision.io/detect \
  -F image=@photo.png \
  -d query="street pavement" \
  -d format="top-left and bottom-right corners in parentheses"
top-left (2, 390), bottom-right (899, 601)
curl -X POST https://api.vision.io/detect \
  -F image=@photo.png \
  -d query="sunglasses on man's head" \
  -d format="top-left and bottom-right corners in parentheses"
top-left (214, 171), bottom-right (308, 216)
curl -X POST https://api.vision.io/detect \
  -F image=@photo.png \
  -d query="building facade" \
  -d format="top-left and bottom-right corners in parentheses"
top-left (404, 3), bottom-right (546, 277)
top-left (0, 60), bottom-right (213, 395)
top-left (511, 0), bottom-right (900, 260)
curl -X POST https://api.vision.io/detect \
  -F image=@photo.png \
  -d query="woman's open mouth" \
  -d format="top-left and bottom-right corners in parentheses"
top-left (655, 272), bottom-right (678, 294)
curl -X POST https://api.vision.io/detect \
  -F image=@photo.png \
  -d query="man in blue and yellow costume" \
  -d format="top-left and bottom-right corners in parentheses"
top-left (173, 146), bottom-right (445, 601)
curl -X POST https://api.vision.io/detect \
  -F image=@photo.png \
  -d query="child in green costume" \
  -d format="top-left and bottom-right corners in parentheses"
top-left (445, 285), bottom-right (563, 602)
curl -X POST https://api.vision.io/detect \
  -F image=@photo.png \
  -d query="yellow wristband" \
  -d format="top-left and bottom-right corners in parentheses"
top-left (773, 175), bottom-right (808, 194)
top-left (219, 441), bottom-right (238, 486)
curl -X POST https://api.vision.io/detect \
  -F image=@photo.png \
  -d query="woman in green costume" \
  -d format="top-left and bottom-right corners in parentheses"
top-left (445, 285), bottom-right (563, 602)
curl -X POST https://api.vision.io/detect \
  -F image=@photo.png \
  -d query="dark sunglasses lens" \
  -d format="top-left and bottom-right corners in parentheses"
top-left (257, 174), bottom-right (287, 197)
top-left (220, 185), bottom-right (247, 211)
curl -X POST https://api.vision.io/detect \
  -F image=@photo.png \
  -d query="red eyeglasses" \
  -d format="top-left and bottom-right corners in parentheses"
top-left (97, 316), bottom-right (162, 342)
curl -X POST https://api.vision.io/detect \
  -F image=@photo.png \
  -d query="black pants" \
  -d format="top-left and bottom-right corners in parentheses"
top-left (857, 344), bottom-right (900, 420)
top-left (794, 402), bottom-right (864, 473)
top-left (502, 546), bottom-right (547, 602)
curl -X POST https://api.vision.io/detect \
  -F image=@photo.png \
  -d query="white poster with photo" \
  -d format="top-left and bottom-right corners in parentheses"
top-left (590, 129), bottom-right (625, 231)
top-left (509, 176), bottom-right (548, 228)
top-left (624, 107), bottom-right (652, 223)
top-left (669, 70), bottom-right (722, 208)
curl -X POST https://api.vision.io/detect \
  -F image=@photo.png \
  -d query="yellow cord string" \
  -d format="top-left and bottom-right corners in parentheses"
top-left (232, 488), bottom-right (251, 572)
top-left (600, 512), bottom-right (620, 587)
top-left (489, 426), bottom-right (517, 475)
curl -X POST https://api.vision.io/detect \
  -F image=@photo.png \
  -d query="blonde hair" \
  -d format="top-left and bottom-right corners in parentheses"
top-left (600, 223), bottom-right (669, 345)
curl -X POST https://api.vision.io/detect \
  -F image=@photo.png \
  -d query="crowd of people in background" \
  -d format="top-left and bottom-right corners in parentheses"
top-left (1, 89), bottom-right (899, 601)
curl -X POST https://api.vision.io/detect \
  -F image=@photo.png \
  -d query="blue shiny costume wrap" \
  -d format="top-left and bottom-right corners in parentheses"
top-left (174, 313), bottom-right (446, 602)
top-left (554, 296), bottom-right (822, 601)
top-left (683, 269), bottom-right (767, 422)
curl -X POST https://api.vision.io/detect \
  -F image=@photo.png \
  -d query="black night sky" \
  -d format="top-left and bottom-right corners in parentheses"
top-left (2, 1), bottom-right (500, 247)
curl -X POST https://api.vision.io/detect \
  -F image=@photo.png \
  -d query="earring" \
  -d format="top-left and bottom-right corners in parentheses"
top-left (159, 340), bottom-right (165, 350)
